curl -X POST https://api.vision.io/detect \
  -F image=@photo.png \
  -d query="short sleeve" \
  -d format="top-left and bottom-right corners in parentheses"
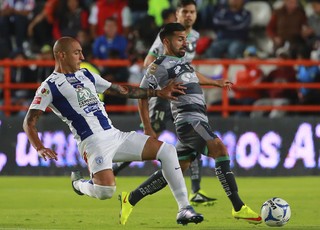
top-left (91, 72), bottom-right (112, 93)
top-left (140, 63), bottom-right (168, 89)
top-left (29, 82), bottom-right (53, 111)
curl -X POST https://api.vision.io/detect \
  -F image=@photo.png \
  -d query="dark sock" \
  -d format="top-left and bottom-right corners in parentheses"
top-left (128, 169), bottom-right (168, 206)
top-left (215, 156), bottom-right (244, 211)
top-left (190, 156), bottom-right (202, 193)
top-left (112, 162), bottom-right (131, 176)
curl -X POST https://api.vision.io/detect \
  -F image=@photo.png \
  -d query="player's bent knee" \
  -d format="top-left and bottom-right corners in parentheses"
top-left (94, 184), bottom-right (116, 200)
top-left (156, 142), bottom-right (176, 160)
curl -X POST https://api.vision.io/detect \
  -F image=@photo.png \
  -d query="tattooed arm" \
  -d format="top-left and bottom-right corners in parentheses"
top-left (104, 80), bottom-right (186, 100)
top-left (23, 109), bottom-right (58, 161)
top-left (105, 84), bottom-right (157, 98)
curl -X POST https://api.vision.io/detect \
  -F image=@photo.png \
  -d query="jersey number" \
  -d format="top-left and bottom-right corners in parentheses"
top-left (155, 110), bottom-right (165, 121)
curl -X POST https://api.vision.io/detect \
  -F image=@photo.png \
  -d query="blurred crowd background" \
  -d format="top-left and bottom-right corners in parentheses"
top-left (1, 0), bottom-right (320, 117)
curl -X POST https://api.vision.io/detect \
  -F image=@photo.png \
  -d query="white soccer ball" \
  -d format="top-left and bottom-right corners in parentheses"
top-left (261, 197), bottom-right (291, 227)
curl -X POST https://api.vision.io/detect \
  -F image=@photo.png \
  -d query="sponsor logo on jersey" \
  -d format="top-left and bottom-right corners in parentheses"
top-left (40, 88), bottom-right (50, 95)
top-left (76, 86), bottom-right (99, 108)
top-left (95, 156), bottom-right (103, 165)
top-left (66, 76), bottom-right (80, 84)
top-left (83, 104), bottom-right (100, 113)
top-left (32, 96), bottom-right (42, 104)
top-left (148, 63), bottom-right (158, 75)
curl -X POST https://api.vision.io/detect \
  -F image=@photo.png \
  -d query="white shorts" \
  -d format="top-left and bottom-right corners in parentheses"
top-left (78, 128), bottom-right (149, 174)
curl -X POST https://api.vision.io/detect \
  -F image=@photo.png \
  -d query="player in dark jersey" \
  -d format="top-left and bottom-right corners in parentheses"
top-left (113, 0), bottom-right (216, 206)
top-left (119, 23), bottom-right (262, 226)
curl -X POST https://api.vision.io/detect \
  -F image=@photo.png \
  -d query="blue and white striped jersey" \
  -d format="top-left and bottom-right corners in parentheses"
top-left (30, 68), bottom-right (113, 144)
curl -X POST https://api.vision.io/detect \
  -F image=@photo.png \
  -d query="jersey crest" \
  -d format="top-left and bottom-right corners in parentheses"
top-left (76, 85), bottom-right (99, 110)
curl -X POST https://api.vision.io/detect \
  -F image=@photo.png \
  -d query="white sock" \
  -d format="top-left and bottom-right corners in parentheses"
top-left (156, 143), bottom-right (189, 210)
top-left (74, 179), bottom-right (96, 198)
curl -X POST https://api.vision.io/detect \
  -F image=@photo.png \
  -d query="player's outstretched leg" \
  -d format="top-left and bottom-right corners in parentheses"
top-left (113, 162), bottom-right (132, 176)
top-left (119, 143), bottom-right (203, 225)
top-left (232, 205), bottom-right (262, 224)
top-left (189, 155), bottom-right (217, 206)
top-left (119, 170), bottom-right (167, 225)
top-left (176, 205), bottom-right (204, 225)
top-left (214, 156), bottom-right (262, 224)
top-left (71, 171), bottom-right (85, 195)
top-left (71, 171), bottom-right (115, 200)
top-left (119, 169), bottom-right (203, 225)
top-left (119, 191), bottom-right (133, 225)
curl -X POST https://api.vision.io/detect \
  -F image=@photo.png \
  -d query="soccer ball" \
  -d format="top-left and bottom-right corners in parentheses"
top-left (261, 197), bottom-right (291, 227)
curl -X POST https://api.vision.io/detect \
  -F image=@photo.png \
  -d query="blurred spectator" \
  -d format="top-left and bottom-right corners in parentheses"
top-left (144, 0), bottom-right (199, 67)
top-left (92, 16), bottom-right (129, 106)
top-left (27, 0), bottom-right (58, 51)
top-left (76, 29), bottom-right (93, 60)
top-left (302, 0), bottom-right (320, 51)
top-left (147, 0), bottom-right (171, 27)
top-left (88, 0), bottom-right (131, 39)
top-left (102, 50), bottom-right (130, 107)
top-left (296, 45), bottom-right (320, 114)
top-left (266, 0), bottom-right (307, 58)
top-left (250, 47), bottom-right (298, 118)
top-left (79, 44), bottom-right (103, 102)
top-left (52, 0), bottom-right (89, 40)
top-left (204, 0), bottom-right (251, 59)
top-left (0, 0), bottom-right (35, 54)
top-left (92, 17), bottom-right (128, 60)
top-left (232, 46), bottom-right (264, 116)
top-left (129, 14), bottom-right (158, 58)
top-left (129, 8), bottom-right (175, 58)
top-left (126, 62), bottom-right (144, 106)
top-left (196, 0), bottom-right (223, 31)
top-left (161, 8), bottom-right (177, 25)
top-left (33, 44), bottom-right (54, 82)
top-left (127, 0), bottom-right (148, 25)
top-left (9, 49), bottom-right (36, 116)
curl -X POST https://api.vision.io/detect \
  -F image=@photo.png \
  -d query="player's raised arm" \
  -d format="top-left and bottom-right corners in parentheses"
top-left (23, 109), bottom-right (58, 161)
top-left (196, 71), bottom-right (233, 90)
top-left (104, 80), bottom-right (186, 100)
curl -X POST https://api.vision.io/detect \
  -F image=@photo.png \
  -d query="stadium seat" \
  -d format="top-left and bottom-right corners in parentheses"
top-left (273, 0), bottom-right (284, 10)
top-left (244, 1), bottom-right (272, 28)
top-left (304, 2), bottom-right (314, 17)
top-left (244, 1), bottom-right (273, 57)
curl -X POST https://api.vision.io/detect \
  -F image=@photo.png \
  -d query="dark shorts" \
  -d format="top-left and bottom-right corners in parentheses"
top-left (175, 120), bottom-right (218, 161)
top-left (149, 98), bottom-right (173, 133)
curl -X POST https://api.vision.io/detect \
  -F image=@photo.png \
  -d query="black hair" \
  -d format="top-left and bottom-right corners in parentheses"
top-left (159, 23), bottom-right (186, 42)
top-left (161, 8), bottom-right (176, 21)
top-left (177, 0), bottom-right (197, 8)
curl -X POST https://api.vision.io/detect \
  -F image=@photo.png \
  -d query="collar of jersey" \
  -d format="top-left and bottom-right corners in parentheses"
top-left (162, 54), bottom-right (184, 60)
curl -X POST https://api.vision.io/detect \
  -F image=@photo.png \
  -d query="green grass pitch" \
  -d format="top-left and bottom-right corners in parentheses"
top-left (0, 176), bottom-right (319, 229)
